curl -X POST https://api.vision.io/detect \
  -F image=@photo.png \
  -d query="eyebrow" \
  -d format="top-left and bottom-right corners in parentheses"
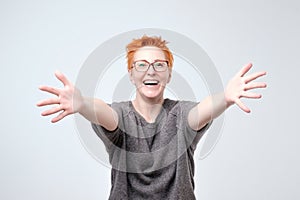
top-left (133, 59), bottom-right (168, 63)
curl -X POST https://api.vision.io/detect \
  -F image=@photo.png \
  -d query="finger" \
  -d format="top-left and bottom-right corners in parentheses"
top-left (235, 98), bottom-right (251, 113)
top-left (237, 63), bottom-right (253, 77)
top-left (242, 91), bottom-right (262, 99)
top-left (41, 106), bottom-right (63, 116)
top-left (244, 71), bottom-right (267, 83)
top-left (39, 85), bottom-right (60, 96)
top-left (36, 98), bottom-right (60, 107)
top-left (55, 71), bottom-right (71, 87)
top-left (51, 110), bottom-right (69, 123)
top-left (244, 82), bottom-right (267, 90)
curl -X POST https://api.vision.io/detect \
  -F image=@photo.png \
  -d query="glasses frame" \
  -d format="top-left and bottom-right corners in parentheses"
top-left (132, 59), bottom-right (169, 72)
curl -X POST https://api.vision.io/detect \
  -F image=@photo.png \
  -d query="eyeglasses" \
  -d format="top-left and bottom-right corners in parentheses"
top-left (132, 60), bottom-right (169, 72)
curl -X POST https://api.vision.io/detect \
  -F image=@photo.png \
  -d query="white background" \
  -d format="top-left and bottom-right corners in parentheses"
top-left (1, 0), bottom-right (299, 199)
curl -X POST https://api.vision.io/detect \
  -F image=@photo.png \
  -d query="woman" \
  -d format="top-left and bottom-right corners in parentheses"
top-left (37, 35), bottom-right (266, 199)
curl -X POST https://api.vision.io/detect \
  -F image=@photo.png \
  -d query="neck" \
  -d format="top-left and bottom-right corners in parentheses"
top-left (132, 94), bottom-right (164, 123)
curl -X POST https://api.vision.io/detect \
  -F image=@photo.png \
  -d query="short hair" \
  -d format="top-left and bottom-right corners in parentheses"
top-left (126, 35), bottom-right (174, 71)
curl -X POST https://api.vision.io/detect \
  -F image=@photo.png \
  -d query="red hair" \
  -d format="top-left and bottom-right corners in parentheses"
top-left (126, 35), bottom-right (174, 71)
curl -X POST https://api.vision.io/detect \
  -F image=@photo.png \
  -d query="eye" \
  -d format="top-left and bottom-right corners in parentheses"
top-left (138, 63), bottom-right (146, 67)
top-left (154, 62), bottom-right (166, 68)
top-left (135, 61), bottom-right (148, 68)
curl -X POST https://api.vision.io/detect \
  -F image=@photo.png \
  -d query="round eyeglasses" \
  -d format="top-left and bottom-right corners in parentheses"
top-left (132, 60), bottom-right (169, 72)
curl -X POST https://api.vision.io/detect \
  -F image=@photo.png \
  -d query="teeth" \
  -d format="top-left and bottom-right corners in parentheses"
top-left (143, 80), bottom-right (159, 85)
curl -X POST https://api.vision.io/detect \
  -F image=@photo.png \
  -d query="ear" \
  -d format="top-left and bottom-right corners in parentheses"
top-left (128, 69), bottom-right (135, 85)
top-left (167, 68), bottom-right (172, 83)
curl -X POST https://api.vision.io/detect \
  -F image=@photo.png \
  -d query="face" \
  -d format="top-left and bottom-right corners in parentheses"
top-left (129, 46), bottom-right (172, 101)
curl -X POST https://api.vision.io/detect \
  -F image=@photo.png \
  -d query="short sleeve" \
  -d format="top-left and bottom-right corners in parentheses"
top-left (175, 101), bottom-right (212, 151)
top-left (91, 102), bottom-right (126, 152)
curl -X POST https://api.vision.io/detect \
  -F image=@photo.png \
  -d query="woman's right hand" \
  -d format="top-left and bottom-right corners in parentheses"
top-left (37, 71), bottom-right (84, 123)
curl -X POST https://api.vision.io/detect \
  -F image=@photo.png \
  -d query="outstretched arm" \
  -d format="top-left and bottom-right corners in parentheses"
top-left (37, 71), bottom-right (118, 131)
top-left (188, 63), bottom-right (267, 131)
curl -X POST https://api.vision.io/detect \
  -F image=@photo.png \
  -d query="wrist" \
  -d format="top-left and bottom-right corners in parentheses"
top-left (223, 91), bottom-right (234, 108)
top-left (77, 96), bottom-right (88, 115)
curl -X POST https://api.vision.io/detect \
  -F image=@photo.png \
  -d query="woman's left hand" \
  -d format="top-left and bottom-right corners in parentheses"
top-left (225, 63), bottom-right (267, 113)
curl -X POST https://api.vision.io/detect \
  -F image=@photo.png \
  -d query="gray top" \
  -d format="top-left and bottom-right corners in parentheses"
top-left (92, 99), bottom-right (211, 200)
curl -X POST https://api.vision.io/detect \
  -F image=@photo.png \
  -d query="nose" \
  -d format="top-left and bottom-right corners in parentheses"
top-left (147, 64), bottom-right (156, 75)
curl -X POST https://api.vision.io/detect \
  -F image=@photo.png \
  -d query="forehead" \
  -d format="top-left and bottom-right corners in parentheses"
top-left (133, 46), bottom-right (166, 61)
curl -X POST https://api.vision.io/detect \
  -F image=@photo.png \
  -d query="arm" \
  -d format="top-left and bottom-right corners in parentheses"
top-left (36, 71), bottom-right (118, 131)
top-left (188, 63), bottom-right (267, 130)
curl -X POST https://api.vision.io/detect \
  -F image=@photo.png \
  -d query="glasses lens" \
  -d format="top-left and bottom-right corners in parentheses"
top-left (153, 61), bottom-right (168, 71)
top-left (134, 61), bottom-right (149, 71)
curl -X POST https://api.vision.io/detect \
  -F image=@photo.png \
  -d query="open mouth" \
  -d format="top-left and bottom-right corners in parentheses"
top-left (143, 80), bottom-right (159, 86)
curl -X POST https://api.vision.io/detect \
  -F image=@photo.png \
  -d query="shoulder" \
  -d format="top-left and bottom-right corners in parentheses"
top-left (110, 101), bottom-right (132, 116)
top-left (164, 99), bottom-right (198, 114)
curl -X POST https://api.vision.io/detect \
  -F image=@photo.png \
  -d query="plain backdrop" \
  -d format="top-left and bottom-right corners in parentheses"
top-left (1, 0), bottom-right (299, 199)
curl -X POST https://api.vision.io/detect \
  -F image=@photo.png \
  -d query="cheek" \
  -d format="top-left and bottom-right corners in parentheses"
top-left (129, 72), bottom-right (144, 86)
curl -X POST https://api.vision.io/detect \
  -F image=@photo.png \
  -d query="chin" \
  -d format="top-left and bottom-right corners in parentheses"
top-left (139, 86), bottom-right (164, 100)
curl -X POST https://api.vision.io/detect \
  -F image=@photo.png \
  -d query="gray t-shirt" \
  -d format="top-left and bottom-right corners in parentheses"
top-left (92, 99), bottom-right (211, 200)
